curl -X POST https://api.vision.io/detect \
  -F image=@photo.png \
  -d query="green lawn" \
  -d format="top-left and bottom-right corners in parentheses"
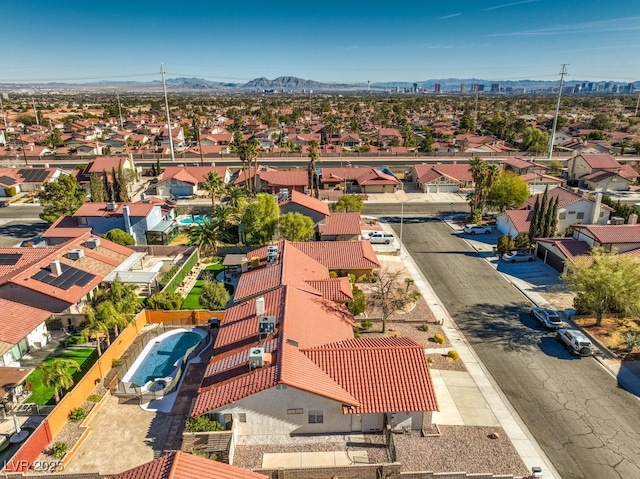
top-left (26, 348), bottom-right (98, 405)
top-left (182, 263), bottom-right (233, 310)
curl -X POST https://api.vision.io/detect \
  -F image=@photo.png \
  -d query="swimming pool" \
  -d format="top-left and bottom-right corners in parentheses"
top-left (122, 328), bottom-right (206, 388)
top-left (179, 215), bottom-right (210, 225)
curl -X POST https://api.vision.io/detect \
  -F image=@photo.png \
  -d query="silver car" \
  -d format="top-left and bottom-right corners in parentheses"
top-left (502, 251), bottom-right (535, 263)
top-left (463, 224), bottom-right (491, 235)
top-left (531, 307), bottom-right (564, 329)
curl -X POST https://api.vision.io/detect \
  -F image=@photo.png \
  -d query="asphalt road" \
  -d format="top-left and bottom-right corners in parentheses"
top-left (383, 216), bottom-right (640, 479)
top-left (0, 204), bottom-right (47, 246)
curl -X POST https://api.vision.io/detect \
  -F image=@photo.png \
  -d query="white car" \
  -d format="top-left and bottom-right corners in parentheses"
top-left (502, 251), bottom-right (535, 263)
top-left (556, 328), bottom-right (595, 356)
top-left (531, 307), bottom-right (564, 330)
top-left (463, 224), bottom-right (492, 235)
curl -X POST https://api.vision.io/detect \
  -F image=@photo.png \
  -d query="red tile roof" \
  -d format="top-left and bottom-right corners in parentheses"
top-left (86, 156), bottom-right (131, 174)
top-left (73, 202), bottom-right (155, 218)
top-left (258, 170), bottom-right (308, 187)
top-left (321, 167), bottom-right (375, 182)
top-left (317, 212), bottom-right (362, 236)
top-left (356, 169), bottom-right (400, 186)
top-left (303, 337), bottom-right (438, 414)
top-left (413, 164), bottom-right (474, 184)
top-left (279, 190), bottom-right (330, 216)
top-left (42, 216), bottom-right (91, 239)
top-left (523, 187), bottom-right (584, 209)
top-left (504, 157), bottom-right (546, 170)
top-left (578, 153), bottom-right (621, 170)
top-left (574, 224), bottom-right (640, 244)
top-left (304, 278), bottom-right (353, 302)
top-left (112, 451), bottom-right (267, 479)
top-left (0, 299), bottom-right (51, 344)
top-left (536, 238), bottom-right (591, 260)
top-left (160, 166), bottom-right (230, 185)
top-left (503, 210), bottom-right (534, 234)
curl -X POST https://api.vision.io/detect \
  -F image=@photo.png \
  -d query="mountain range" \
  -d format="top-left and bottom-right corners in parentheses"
top-left (0, 76), bottom-right (636, 93)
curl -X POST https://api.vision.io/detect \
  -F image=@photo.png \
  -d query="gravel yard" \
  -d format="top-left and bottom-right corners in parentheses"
top-left (361, 320), bottom-right (451, 349)
top-left (233, 434), bottom-right (389, 469)
top-left (393, 427), bottom-right (529, 476)
top-left (426, 353), bottom-right (467, 372)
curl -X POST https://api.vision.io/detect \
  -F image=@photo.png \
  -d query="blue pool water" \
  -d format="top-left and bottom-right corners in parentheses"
top-left (179, 215), bottom-right (210, 225)
top-left (129, 332), bottom-right (203, 386)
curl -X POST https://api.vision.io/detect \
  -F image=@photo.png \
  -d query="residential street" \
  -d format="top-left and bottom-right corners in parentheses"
top-left (363, 204), bottom-right (640, 479)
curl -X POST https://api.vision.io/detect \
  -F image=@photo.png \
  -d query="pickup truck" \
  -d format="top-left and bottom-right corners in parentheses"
top-left (363, 232), bottom-right (395, 244)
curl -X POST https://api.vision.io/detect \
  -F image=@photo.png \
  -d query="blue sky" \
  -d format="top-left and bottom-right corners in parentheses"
top-left (3, 0), bottom-right (640, 84)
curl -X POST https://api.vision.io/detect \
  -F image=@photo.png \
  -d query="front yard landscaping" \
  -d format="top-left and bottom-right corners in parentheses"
top-left (574, 316), bottom-right (640, 360)
top-left (26, 348), bottom-right (98, 405)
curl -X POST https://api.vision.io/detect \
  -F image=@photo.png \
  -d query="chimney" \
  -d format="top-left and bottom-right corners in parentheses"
top-left (591, 192), bottom-right (603, 224)
top-left (628, 213), bottom-right (638, 225)
top-left (256, 296), bottom-right (265, 316)
top-left (50, 260), bottom-right (62, 277)
top-left (122, 204), bottom-right (132, 236)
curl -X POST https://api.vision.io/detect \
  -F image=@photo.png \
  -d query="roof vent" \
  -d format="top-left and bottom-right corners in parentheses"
top-left (106, 201), bottom-right (117, 211)
top-left (50, 259), bottom-right (62, 277)
top-left (255, 296), bottom-right (265, 316)
top-left (278, 188), bottom-right (289, 201)
top-left (259, 316), bottom-right (276, 338)
top-left (248, 347), bottom-right (265, 369)
top-left (85, 238), bottom-right (100, 249)
top-left (68, 249), bottom-right (85, 260)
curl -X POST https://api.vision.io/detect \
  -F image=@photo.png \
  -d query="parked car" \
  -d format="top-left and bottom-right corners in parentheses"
top-left (502, 251), bottom-right (535, 263)
top-left (0, 201), bottom-right (9, 207)
top-left (556, 328), bottom-right (595, 356)
top-left (531, 307), bottom-right (564, 329)
top-left (362, 231), bottom-right (395, 244)
top-left (463, 224), bottom-right (491, 235)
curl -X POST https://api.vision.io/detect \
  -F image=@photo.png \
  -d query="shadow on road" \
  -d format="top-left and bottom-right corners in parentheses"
top-left (538, 336), bottom-right (580, 360)
top-left (0, 221), bottom-right (48, 244)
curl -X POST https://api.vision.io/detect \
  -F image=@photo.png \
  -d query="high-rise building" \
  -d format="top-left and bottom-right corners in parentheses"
top-left (491, 83), bottom-right (500, 93)
top-left (434, 83), bottom-right (441, 93)
top-left (460, 83), bottom-right (466, 93)
top-left (413, 83), bottom-right (418, 93)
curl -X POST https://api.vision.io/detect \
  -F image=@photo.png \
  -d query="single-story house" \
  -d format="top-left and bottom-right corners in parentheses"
top-left (410, 164), bottom-right (474, 193)
top-left (0, 299), bottom-right (51, 367)
top-left (317, 212), bottom-right (362, 241)
top-left (279, 190), bottom-right (330, 225)
top-left (157, 166), bottom-right (231, 199)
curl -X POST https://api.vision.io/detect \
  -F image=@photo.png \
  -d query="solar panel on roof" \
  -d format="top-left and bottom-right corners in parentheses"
top-left (31, 263), bottom-right (96, 290)
top-left (18, 168), bottom-right (49, 183)
top-left (0, 176), bottom-right (16, 186)
top-left (0, 253), bottom-right (22, 265)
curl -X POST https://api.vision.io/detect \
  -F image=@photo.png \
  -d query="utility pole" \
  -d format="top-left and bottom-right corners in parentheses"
top-left (160, 63), bottom-right (176, 162)
top-left (116, 91), bottom-right (124, 129)
top-left (32, 98), bottom-right (39, 126)
top-left (547, 64), bottom-right (568, 160)
top-left (196, 116), bottom-right (204, 166)
top-left (0, 94), bottom-right (5, 127)
top-left (635, 92), bottom-right (640, 116)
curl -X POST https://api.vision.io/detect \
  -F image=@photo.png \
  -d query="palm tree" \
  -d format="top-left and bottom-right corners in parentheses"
top-left (38, 359), bottom-right (80, 403)
top-left (80, 306), bottom-right (110, 355)
top-left (307, 140), bottom-right (320, 198)
top-left (201, 171), bottom-right (226, 214)
top-left (187, 218), bottom-right (231, 256)
top-left (231, 134), bottom-right (260, 193)
top-left (467, 158), bottom-right (499, 216)
top-left (224, 185), bottom-right (250, 209)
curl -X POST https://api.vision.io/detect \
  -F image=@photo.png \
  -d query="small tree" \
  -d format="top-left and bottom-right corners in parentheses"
top-left (104, 228), bottom-right (135, 246)
top-left (487, 171), bottom-right (530, 212)
top-left (38, 174), bottom-right (86, 223)
top-left (497, 235), bottom-right (515, 255)
top-left (200, 281), bottom-right (230, 310)
top-left (347, 287), bottom-right (366, 316)
top-left (89, 173), bottom-right (106, 203)
top-left (242, 193), bottom-right (279, 245)
top-left (367, 268), bottom-right (421, 333)
top-left (331, 194), bottom-right (364, 212)
top-left (514, 232), bottom-right (531, 250)
top-left (277, 212), bottom-right (315, 241)
top-left (185, 416), bottom-right (224, 432)
top-left (38, 359), bottom-right (80, 403)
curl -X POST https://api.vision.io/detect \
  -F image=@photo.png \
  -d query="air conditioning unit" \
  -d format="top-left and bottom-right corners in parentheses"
top-left (259, 316), bottom-right (276, 336)
top-left (106, 202), bottom-right (117, 211)
top-left (68, 249), bottom-right (85, 260)
top-left (248, 347), bottom-right (265, 369)
top-left (85, 238), bottom-right (101, 249)
top-left (266, 245), bottom-right (279, 264)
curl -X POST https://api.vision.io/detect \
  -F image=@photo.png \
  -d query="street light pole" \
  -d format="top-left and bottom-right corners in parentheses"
top-left (399, 197), bottom-right (420, 255)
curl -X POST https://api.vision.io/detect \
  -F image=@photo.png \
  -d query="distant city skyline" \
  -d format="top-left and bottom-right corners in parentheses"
top-left (3, 1), bottom-right (640, 84)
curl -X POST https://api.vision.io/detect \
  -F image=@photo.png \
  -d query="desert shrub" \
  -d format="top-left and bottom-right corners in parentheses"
top-left (348, 273), bottom-right (356, 285)
top-left (52, 442), bottom-right (68, 459)
top-left (418, 323), bottom-right (429, 332)
top-left (87, 394), bottom-right (101, 403)
top-left (433, 333), bottom-right (445, 345)
top-left (112, 359), bottom-right (121, 368)
top-left (329, 271), bottom-right (338, 279)
top-left (447, 350), bottom-right (460, 361)
top-left (360, 318), bottom-right (373, 330)
top-left (353, 327), bottom-right (361, 338)
top-left (69, 406), bottom-right (88, 422)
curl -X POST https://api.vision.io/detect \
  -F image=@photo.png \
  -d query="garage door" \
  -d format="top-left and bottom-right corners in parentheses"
top-left (537, 244), bottom-right (565, 272)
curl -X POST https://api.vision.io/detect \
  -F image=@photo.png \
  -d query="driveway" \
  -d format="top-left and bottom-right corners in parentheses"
top-left (389, 219), bottom-right (640, 479)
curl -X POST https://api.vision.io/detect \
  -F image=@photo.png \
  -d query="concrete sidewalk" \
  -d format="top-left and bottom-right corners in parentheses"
top-left (365, 191), bottom-right (469, 204)
top-left (380, 222), bottom-right (559, 479)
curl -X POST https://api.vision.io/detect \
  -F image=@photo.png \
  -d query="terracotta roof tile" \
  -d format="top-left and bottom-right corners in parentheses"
top-left (574, 224), bottom-right (640, 244)
top-left (504, 210), bottom-right (534, 234)
top-left (303, 337), bottom-right (438, 414)
top-left (305, 278), bottom-right (353, 302)
top-left (356, 168), bottom-right (400, 186)
top-left (0, 299), bottom-right (51, 344)
top-left (73, 202), bottom-right (155, 218)
top-left (578, 153), bottom-right (621, 170)
top-left (279, 190), bottom-right (330, 216)
top-left (112, 450), bottom-right (267, 479)
top-left (537, 238), bottom-right (591, 260)
top-left (318, 212), bottom-right (362, 236)
top-left (258, 170), bottom-right (308, 187)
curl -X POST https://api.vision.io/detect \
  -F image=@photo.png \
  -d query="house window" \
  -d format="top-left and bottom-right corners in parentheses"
top-left (287, 409), bottom-right (303, 415)
top-left (308, 410), bottom-right (324, 424)
top-left (576, 212), bottom-right (585, 220)
top-left (604, 244), bottom-right (612, 253)
top-left (559, 212), bottom-right (566, 220)
top-left (567, 211), bottom-right (576, 215)
top-left (238, 413), bottom-right (246, 423)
